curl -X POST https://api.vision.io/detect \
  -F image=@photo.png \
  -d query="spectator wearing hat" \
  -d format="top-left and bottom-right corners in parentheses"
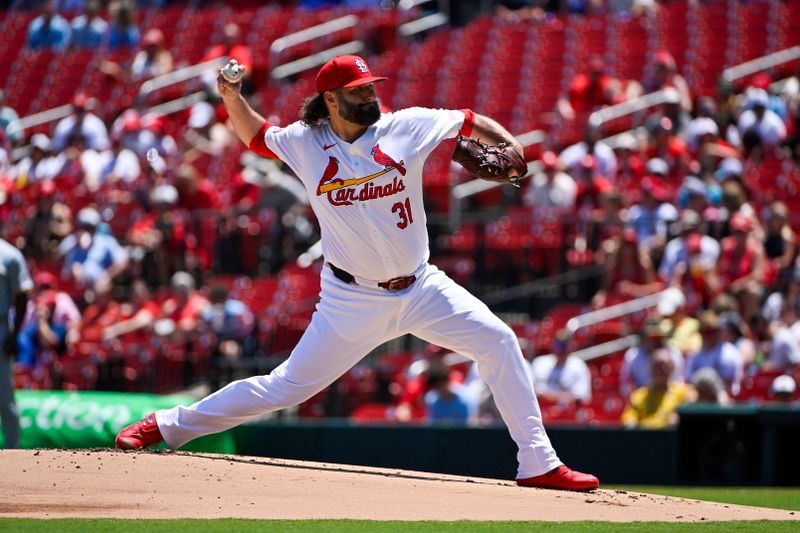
top-left (557, 55), bottom-right (626, 122)
top-left (686, 117), bottom-right (739, 170)
top-left (620, 317), bottom-right (684, 396)
top-left (560, 124), bottom-right (617, 182)
top-left (23, 180), bottom-right (72, 263)
top-left (58, 207), bottom-right (129, 288)
top-left (611, 132), bottom-right (646, 186)
top-left (686, 310), bottom-right (743, 396)
top-left (141, 113), bottom-right (179, 166)
top-left (522, 151), bottom-right (577, 213)
top-left (24, 271), bottom-right (80, 342)
top-left (626, 175), bottom-right (678, 256)
top-left (658, 287), bottom-right (702, 357)
top-left (690, 367), bottom-right (730, 405)
top-left (584, 188), bottom-right (627, 254)
top-left (645, 88), bottom-right (691, 140)
top-left (762, 202), bottom-right (797, 284)
top-left (69, 0), bottom-right (108, 49)
top-left (128, 184), bottom-right (186, 287)
top-left (12, 133), bottom-right (67, 188)
top-left (531, 331), bottom-right (592, 405)
top-left (27, 0), bottom-right (71, 51)
top-left (16, 288), bottom-right (73, 369)
top-left (52, 93), bottom-right (110, 153)
top-left (573, 154), bottom-right (613, 211)
top-left (182, 101), bottom-right (233, 164)
top-left (131, 28), bottom-right (173, 81)
top-left (645, 117), bottom-right (691, 181)
top-left (737, 87), bottom-right (787, 158)
top-left (592, 228), bottom-right (661, 309)
top-left (770, 375), bottom-right (798, 404)
top-left (749, 311), bottom-right (800, 373)
top-left (642, 50), bottom-right (691, 112)
top-left (161, 271), bottom-right (209, 338)
top-left (621, 347), bottom-right (695, 429)
top-left (716, 213), bottom-right (766, 319)
top-left (659, 210), bottom-right (720, 284)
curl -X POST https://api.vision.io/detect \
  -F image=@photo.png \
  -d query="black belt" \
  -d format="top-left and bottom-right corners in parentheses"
top-left (329, 263), bottom-right (417, 291)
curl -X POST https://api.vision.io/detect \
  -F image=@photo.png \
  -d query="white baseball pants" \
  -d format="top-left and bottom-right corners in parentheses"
top-left (157, 263), bottom-right (562, 479)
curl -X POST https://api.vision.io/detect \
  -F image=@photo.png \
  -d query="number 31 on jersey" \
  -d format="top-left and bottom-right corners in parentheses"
top-left (391, 198), bottom-right (414, 229)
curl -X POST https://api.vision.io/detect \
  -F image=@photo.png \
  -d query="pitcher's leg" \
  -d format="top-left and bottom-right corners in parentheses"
top-left (156, 308), bottom-right (383, 449)
top-left (404, 268), bottom-right (561, 478)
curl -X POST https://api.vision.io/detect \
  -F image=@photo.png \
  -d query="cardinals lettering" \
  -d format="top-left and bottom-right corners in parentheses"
top-left (316, 144), bottom-right (407, 207)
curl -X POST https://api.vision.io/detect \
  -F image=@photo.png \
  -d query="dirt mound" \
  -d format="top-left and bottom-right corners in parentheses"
top-left (0, 449), bottom-right (795, 522)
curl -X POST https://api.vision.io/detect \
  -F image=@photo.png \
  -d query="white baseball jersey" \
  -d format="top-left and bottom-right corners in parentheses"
top-left (257, 107), bottom-right (468, 281)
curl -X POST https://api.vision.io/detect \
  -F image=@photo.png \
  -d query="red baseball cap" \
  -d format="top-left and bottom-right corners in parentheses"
top-left (315, 55), bottom-right (387, 94)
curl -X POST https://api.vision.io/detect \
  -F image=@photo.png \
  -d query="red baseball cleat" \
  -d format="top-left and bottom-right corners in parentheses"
top-left (516, 465), bottom-right (599, 491)
top-left (115, 413), bottom-right (164, 450)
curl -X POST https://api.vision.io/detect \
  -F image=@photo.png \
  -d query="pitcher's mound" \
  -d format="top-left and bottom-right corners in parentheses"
top-left (0, 449), bottom-right (795, 522)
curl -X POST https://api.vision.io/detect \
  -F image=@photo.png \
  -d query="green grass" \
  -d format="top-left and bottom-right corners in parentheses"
top-left (613, 486), bottom-right (800, 511)
top-left (0, 520), bottom-right (798, 533)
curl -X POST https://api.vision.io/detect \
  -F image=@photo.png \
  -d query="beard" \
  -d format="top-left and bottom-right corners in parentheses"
top-left (336, 93), bottom-right (381, 126)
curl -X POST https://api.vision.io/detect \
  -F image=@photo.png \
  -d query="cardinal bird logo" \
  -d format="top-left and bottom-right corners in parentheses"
top-left (316, 156), bottom-right (340, 196)
top-left (371, 144), bottom-right (406, 176)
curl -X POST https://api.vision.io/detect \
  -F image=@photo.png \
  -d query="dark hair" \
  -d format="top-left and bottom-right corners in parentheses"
top-left (300, 93), bottom-right (330, 127)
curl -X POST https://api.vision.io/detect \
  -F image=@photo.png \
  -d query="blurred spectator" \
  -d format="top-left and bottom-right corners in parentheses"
top-left (645, 88), bottom-right (690, 140)
top-left (557, 56), bottom-right (625, 122)
top-left (593, 229), bottom-right (661, 308)
top-left (620, 317), bottom-right (684, 396)
top-left (141, 113), bottom-right (179, 165)
top-left (161, 271), bottom-right (209, 337)
top-left (106, 0), bottom-right (140, 50)
top-left (131, 28), bottom-right (173, 81)
top-left (175, 163), bottom-right (221, 211)
top-left (658, 287), bottom-right (702, 357)
top-left (645, 117), bottom-right (690, 179)
top-left (27, 0), bottom-right (71, 51)
top-left (690, 367), bottom-right (730, 405)
top-left (23, 180), bottom-right (72, 263)
top-left (522, 151), bottom-right (576, 213)
top-left (95, 118), bottom-right (141, 188)
top-left (0, 91), bottom-right (22, 144)
top-left (200, 284), bottom-right (255, 388)
top-left (52, 93), bottom-right (110, 153)
top-left (16, 289), bottom-right (71, 368)
top-left (770, 375), bottom-right (797, 404)
top-left (672, 232), bottom-right (717, 311)
top-left (750, 311), bottom-right (800, 373)
top-left (424, 361), bottom-right (471, 424)
top-left (202, 22), bottom-right (253, 88)
top-left (530, 330), bottom-right (591, 404)
top-left (573, 155), bottom-right (612, 212)
top-left (718, 311), bottom-right (756, 370)
top-left (621, 347), bottom-right (694, 429)
top-left (128, 184), bottom-right (186, 287)
top-left (110, 108), bottom-right (153, 157)
top-left (762, 201), bottom-right (797, 283)
top-left (686, 310), bottom-right (743, 396)
top-left (12, 134), bottom-right (66, 188)
top-left (79, 276), bottom-right (121, 343)
top-left (612, 132), bottom-right (645, 186)
top-left (182, 101), bottom-right (233, 162)
top-left (58, 207), bottom-right (129, 288)
top-left (69, 0), bottom-right (108, 49)
top-left (687, 117), bottom-right (738, 170)
top-left (584, 189), bottom-right (626, 254)
top-left (102, 279), bottom-right (159, 341)
top-left (559, 125), bottom-right (617, 182)
top-left (658, 210), bottom-right (719, 284)
top-left (736, 88), bottom-right (787, 157)
top-left (642, 50), bottom-right (691, 112)
top-left (627, 176), bottom-right (678, 256)
top-left (716, 213), bottom-right (766, 319)
top-left (0, 238), bottom-right (32, 450)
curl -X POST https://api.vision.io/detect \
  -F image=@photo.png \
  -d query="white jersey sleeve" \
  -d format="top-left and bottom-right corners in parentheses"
top-left (394, 107), bottom-right (467, 160)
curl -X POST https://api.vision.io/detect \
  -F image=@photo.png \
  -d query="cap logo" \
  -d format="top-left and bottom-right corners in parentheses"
top-left (354, 58), bottom-right (369, 74)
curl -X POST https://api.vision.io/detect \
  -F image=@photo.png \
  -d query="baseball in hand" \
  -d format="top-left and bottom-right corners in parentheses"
top-left (220, 60), bottom-right (244, 84)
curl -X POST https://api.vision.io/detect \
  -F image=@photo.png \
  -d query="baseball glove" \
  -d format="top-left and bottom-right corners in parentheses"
top-left (452, 135), bottom-right (527, 186)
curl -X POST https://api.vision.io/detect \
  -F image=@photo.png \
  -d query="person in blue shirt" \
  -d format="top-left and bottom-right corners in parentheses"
top-left (70, 0), bottom-right (108, 49)
top-left (27, 0), bottom-right (71, 51)
top-left (424, 362), bottom-right (471, 424)
top-left (58, 207), bottom-right (129, 288)
top-left (106, 0), bottom-right (140, 50)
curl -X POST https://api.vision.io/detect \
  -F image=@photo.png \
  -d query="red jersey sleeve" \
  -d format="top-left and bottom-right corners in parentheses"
top-left (249, 122), bottom-right (280, 159)
top-left (458, 108), bottom-right (475, 137)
